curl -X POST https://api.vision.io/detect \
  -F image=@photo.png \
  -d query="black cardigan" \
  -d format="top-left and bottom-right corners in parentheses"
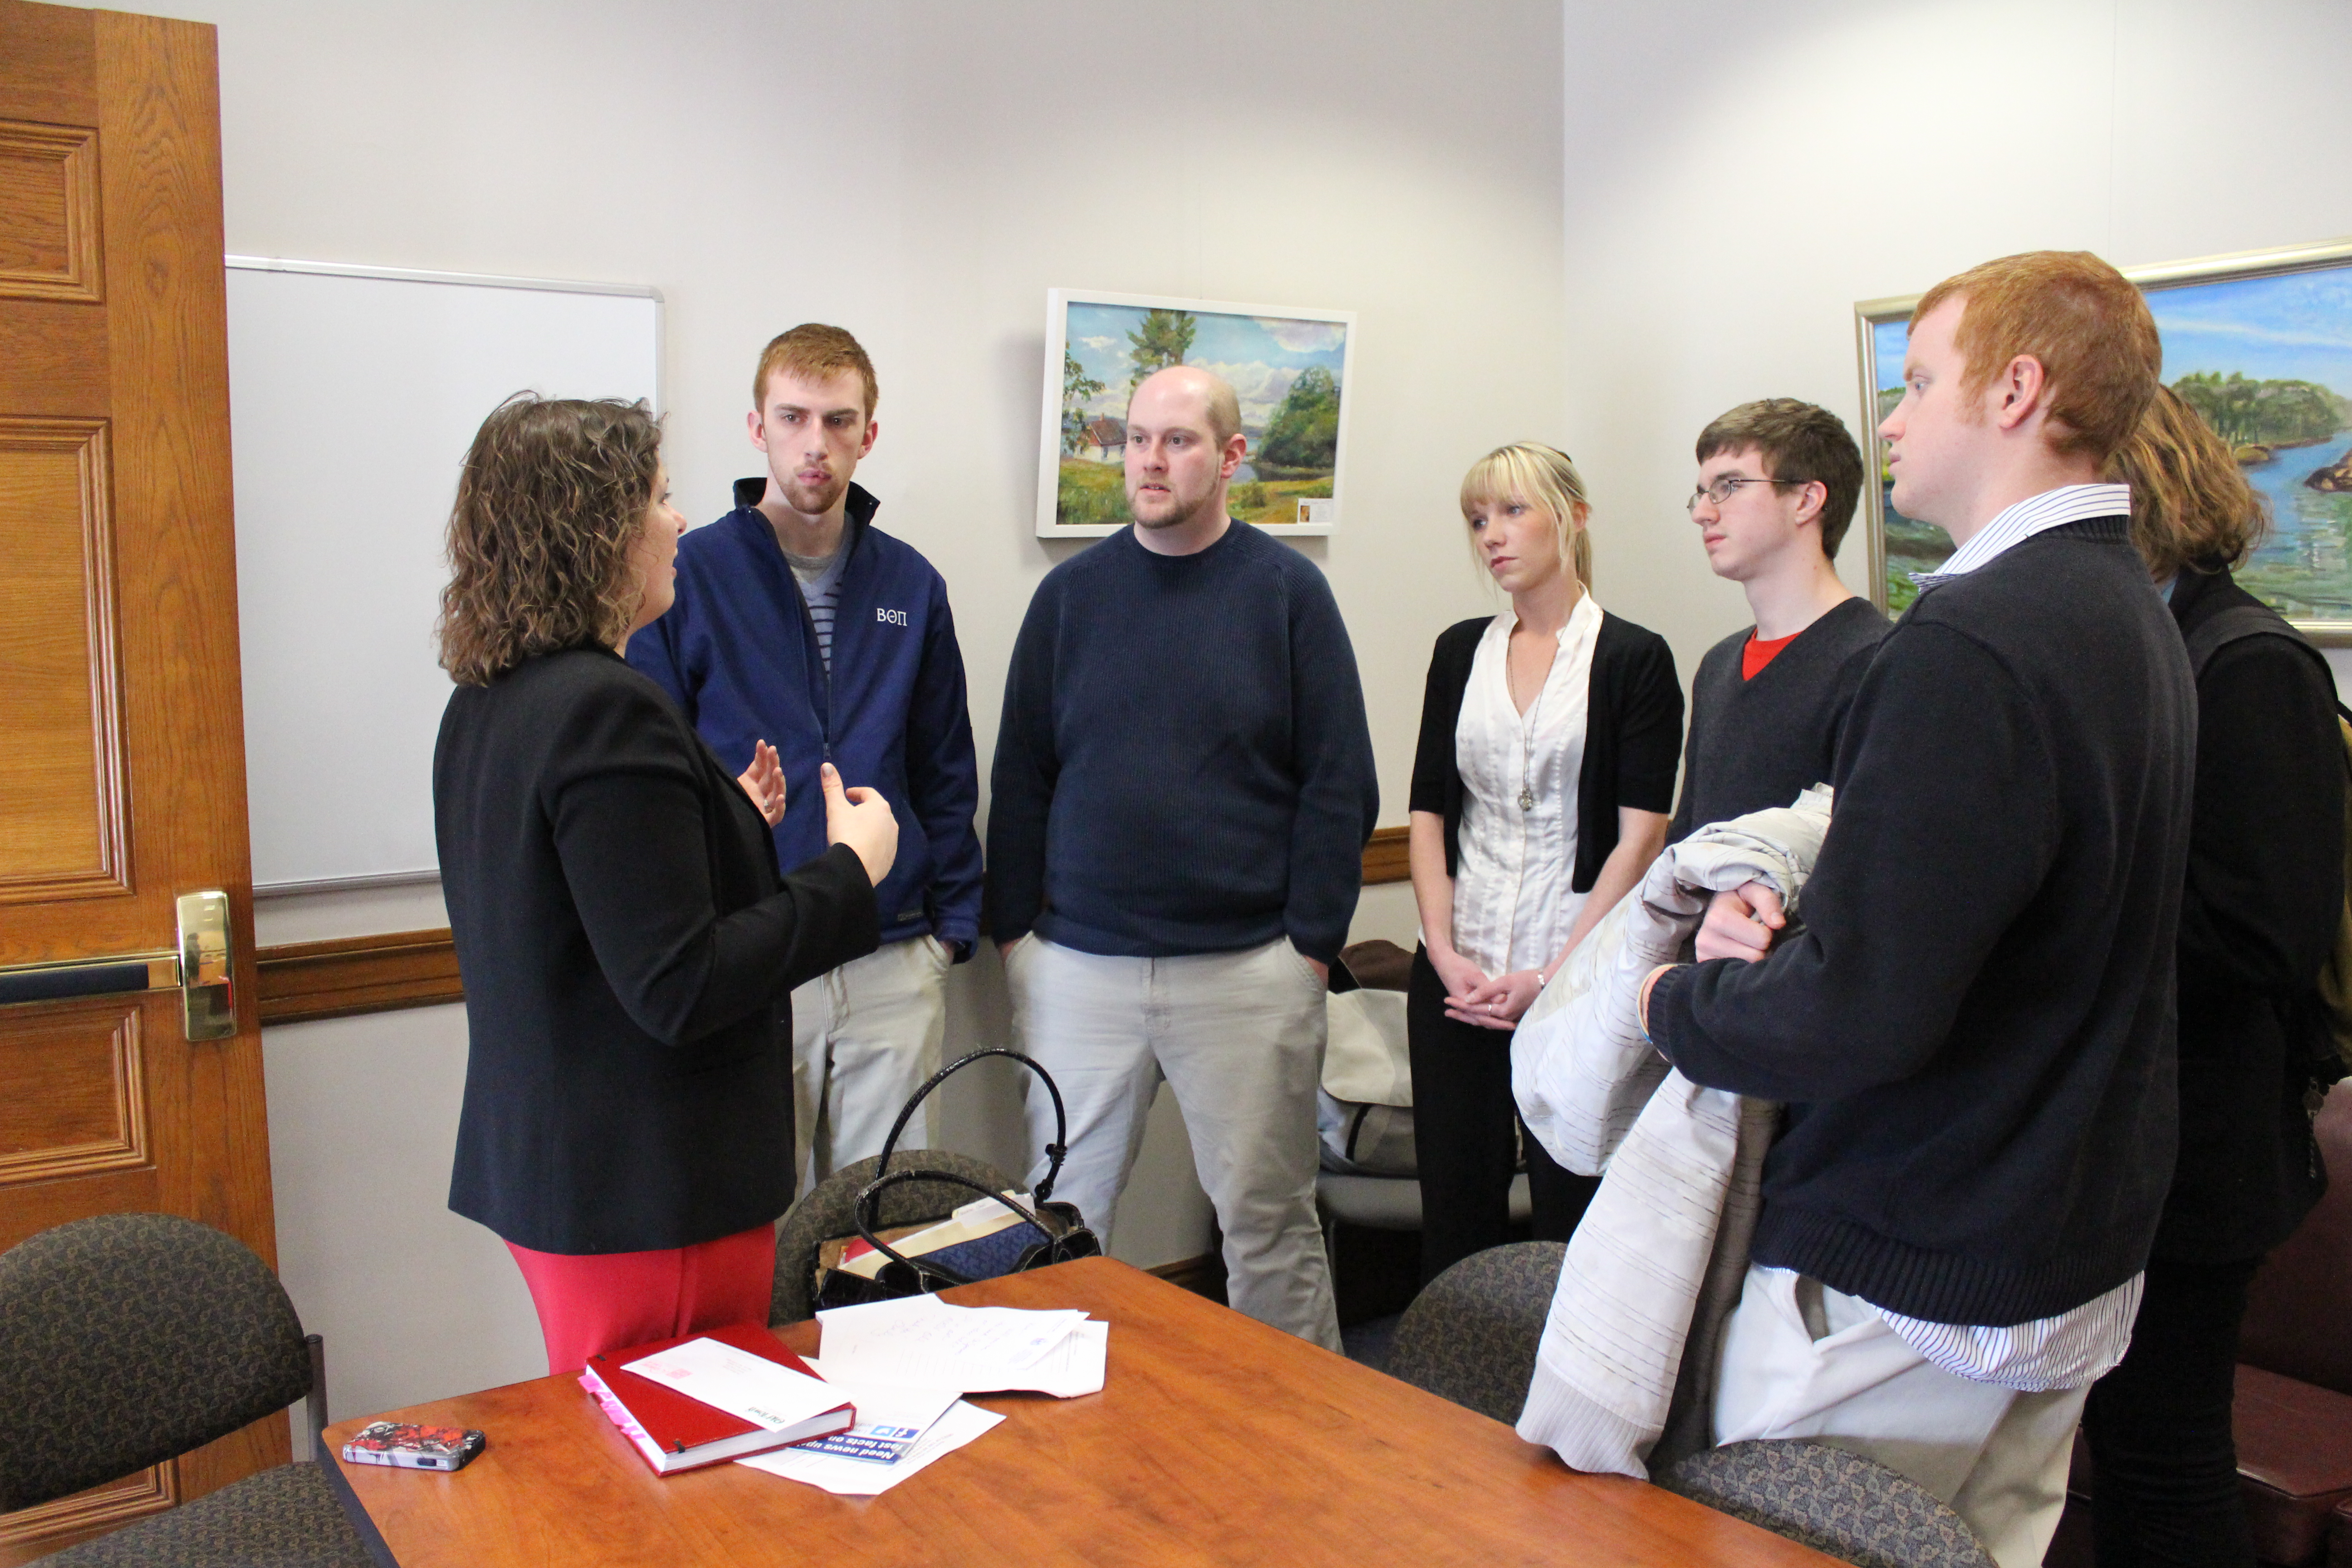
top-left (434, 646), bottom-right (879, 1254)
top-left (2157, 564), bottom-right (2342, 1262)
top-left (1407, 609), bottom-right (1683, 893)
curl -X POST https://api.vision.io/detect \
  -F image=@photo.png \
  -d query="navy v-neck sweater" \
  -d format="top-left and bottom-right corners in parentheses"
top-left (1649, 518), bottom-right (2196, 1326)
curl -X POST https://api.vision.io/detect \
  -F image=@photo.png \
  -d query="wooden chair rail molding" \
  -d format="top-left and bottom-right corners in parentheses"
top-left (251, 828), bottom-right (1412, 1027)
top-left (254, 928), bottom-right (462, 1026)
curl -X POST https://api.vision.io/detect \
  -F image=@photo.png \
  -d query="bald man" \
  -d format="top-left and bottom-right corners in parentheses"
top-left (988, 366), bottom-right (1377, 1348)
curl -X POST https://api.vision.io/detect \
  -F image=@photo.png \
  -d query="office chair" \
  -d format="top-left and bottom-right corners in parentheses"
top-left (1386, 1240), bottom-right (1565, 1424)
top-left (0, 1212), bottom-right (372, 1566)
top-left (1658, 1440), bottom-right (1996, 1568)
top-left (771, 1149), bottom-right (1018, 1326)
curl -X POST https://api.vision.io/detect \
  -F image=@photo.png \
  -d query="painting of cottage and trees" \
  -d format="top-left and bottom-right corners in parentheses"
top-left (1867, 254), bottom-right (2352, 628)
top-left (1044, 294), bottom-right (1352, 533)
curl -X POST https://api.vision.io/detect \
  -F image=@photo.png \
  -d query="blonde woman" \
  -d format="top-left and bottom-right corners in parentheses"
top-left (1404, 443), bottom-right (1683, 1282)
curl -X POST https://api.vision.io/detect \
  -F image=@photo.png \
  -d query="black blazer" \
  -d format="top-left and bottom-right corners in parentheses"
top-left (2158, 564), bottom-right (2342, 1262)
top-left (1408, 610), bottom-right (1683, 893)
top-left (434, 646), bottom-right (879, 1254)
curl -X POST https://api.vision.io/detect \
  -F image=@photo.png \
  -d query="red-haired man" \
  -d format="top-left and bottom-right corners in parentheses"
top-left (1634, 254), bottom-right (2192, 1565)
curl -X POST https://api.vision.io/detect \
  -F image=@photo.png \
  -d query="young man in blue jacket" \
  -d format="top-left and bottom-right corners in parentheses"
top-left (1638, 253), bottom-right (2193, 1567)
top-left (630, 325), bottom-right (981, 1192)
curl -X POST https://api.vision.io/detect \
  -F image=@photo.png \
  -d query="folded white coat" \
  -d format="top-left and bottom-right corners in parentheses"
top-left (1508, 787), bottom-right (1832, 1480)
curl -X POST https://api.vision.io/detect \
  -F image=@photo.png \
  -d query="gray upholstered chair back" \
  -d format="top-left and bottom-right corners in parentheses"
top-left (1659, 1439), bottom-right (1997, 1568)
top-left (0, 1213), bottom-right (311, 1512)
top-left (771, 1150), bottom-right (1018, 1325)
top-left (1386, 1240), bottom-right (1563, 1425)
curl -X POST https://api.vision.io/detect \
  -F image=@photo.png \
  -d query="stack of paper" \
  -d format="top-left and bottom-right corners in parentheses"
top-left (735, 1298), bottom-right (1109, 1497)
top-left (738, 1382), bottom-right (1003, 1496)
top-left (813, 1294), bottom-right (1110, 1397)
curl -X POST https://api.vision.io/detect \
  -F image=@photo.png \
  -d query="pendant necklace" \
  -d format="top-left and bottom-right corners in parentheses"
top-left (1517, 662), bottom-right (1542, 813)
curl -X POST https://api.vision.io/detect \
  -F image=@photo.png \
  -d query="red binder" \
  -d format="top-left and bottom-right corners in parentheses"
top-left (578, 1322), bottom-right (854, 1475)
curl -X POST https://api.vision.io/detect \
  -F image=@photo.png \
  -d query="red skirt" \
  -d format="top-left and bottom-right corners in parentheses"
top-left (505, 1223), bottom-right (777, 1375)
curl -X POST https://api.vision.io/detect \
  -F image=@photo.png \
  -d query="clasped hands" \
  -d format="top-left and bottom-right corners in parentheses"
top-left (1433, 948), bottom-right (1546, 1030)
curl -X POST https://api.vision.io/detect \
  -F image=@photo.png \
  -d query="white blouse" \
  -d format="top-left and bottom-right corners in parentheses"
top-left (1449, 594), bottom-right (1602, 978)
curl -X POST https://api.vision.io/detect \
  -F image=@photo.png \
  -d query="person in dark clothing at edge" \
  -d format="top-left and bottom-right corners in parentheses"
top-left (629, 326), bottom-right (983, 1195)
top-left (988, 365), bottom-right (1378, 1351)
top-left (2081, 384), bottom-right (2345, 1568)
top-left (1635, 250), bottom-right (2194, 1568)
top-left (1670, 399), bottom-right (1887, 843)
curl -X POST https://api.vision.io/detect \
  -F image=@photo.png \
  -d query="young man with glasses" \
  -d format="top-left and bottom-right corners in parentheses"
top-left (1637, 253), bottom-right (2192, 1567)
top-left (1669, 399), bottom-right (1887, 842)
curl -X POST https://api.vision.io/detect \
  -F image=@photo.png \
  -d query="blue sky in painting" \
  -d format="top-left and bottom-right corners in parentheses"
top-left (1063, 302), bottom-right (1348, 430)
top-left (1870, 263), bottom-right (2352, 398)
top-left (2147, 269), bottom-right (2352, 394)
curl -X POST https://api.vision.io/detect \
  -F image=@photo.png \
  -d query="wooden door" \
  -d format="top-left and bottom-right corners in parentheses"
top-left (0, 3), bottom-right (279, 1559)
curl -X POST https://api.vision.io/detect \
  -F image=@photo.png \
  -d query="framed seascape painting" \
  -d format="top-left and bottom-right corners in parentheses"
top-left (1034, 289), bottom-right (1356, 537)
top-left (1856, 236), bottom-right (2352, 640)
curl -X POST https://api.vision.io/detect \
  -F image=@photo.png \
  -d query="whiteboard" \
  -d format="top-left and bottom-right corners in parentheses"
top-left (227, 258), bottom-right (662, 893)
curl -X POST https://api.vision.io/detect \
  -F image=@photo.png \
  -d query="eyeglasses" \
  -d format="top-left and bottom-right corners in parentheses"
top-left (1686, 475), bottom-right (1809, 514)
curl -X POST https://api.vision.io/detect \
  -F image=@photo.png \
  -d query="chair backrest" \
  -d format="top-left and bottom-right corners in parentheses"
top-left (2239, 1086), bottom-right (2352, 1395)
top-left (770, 1150), bottom-right (1018, 1326)
top-left (1386, 1241), bottom-right (1563, 1425)
top-left (0, 1213), bottom-right (311, 1511)
top-left (1659, 1439), bottom-right (1995, 1568)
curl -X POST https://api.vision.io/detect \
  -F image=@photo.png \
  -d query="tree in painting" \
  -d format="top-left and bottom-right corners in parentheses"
top-left (1256, 365), bottom-right (1341, 473)
top-left (1061, 351), bottom-right (1106, 454)
top-left (1127, 309), bottom-right (1196, 390)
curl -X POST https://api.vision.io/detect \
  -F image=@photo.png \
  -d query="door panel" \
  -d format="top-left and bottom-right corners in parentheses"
top-left (0, 118), bottom-right (100, 299)
top-left (0, 3), bottom-right (279, 1560)
top-left (0, 416), bottom-right (126, 902)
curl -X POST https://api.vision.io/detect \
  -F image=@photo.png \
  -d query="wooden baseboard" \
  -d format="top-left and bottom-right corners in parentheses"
top-left (253, 928), bottom-right (462, 1026)
top-left (1146, 1253), bottom-right (1228, 1305)
top-left (1360, 824), bottom-right (1408, 886)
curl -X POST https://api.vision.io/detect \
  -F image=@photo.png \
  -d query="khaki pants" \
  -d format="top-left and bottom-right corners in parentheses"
top-left (789, 935), bottom-right (951, 1193)
top-left (1713, 1264), bottom-right (2088, 1568)
top-left (1004, 933), bottom-right (1341, 1351)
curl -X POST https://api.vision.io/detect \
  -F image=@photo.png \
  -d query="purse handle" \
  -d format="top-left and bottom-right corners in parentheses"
top-left (851, 1049), bottom-right (1080, 1292)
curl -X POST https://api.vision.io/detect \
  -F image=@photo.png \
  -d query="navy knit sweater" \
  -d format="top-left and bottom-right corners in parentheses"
top-left (1649, 517), bottom-right (2195, 1327)
top-left (986, 522), bottom-right (1379, 964)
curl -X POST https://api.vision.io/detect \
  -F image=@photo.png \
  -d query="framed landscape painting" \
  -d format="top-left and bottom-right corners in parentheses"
top-left (1856, 236), bottom-right (2352, 640)
top-left (1035, 289), bottom-right (1356, 537)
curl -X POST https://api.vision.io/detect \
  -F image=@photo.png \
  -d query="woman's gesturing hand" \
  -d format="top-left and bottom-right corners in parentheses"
top-left (821, 761), bottom-right (899, 888)
top-left (735, 740), bottom-right (785, 827)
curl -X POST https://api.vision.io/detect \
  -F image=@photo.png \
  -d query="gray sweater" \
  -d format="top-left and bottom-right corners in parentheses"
top-left (1668, 596), bottom-right (1888, 843)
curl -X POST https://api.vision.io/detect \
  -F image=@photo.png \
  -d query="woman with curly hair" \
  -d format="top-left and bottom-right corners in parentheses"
top-left (2081, 384), bottom-right (2345, 1566)
top-left (433, 394), bottom-right (899, 1372)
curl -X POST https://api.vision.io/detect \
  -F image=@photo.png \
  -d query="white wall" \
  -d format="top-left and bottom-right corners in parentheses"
top-left (1555, 0), bottom-right (2352, 679)
top-left (195, 0), bottom-right (1566, 1435)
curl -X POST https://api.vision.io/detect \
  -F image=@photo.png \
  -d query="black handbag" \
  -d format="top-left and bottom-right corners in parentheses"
top-left (817, 1049), bottom-right (1101, 1308)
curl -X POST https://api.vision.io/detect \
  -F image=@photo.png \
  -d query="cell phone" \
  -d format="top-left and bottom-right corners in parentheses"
top-left (341, 1421), bottom-right (486, 1472)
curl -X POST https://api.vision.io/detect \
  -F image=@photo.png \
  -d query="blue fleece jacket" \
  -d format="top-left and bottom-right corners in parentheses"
top-left (627, 480), bottom-right (982, 953)
top-left (987, 521), bottom-right (1378, 965)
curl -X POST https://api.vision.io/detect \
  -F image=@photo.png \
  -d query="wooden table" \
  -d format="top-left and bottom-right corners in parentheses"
top-left (324, 1257), bottom-right (1833, 1566)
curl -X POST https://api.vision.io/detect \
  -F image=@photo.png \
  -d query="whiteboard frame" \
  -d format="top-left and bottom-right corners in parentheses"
top-left (226, 255), bottom-right (666, 897)
top-left (226, 255), bottom-right (666, 416)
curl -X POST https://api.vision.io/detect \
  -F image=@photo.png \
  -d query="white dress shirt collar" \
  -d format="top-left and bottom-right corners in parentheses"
top-left (1910, 482), bottom-right (2131, 589)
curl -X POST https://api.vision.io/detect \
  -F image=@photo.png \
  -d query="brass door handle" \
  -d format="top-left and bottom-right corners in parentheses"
top-left (0, 891), bottom-right (238, 1041)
